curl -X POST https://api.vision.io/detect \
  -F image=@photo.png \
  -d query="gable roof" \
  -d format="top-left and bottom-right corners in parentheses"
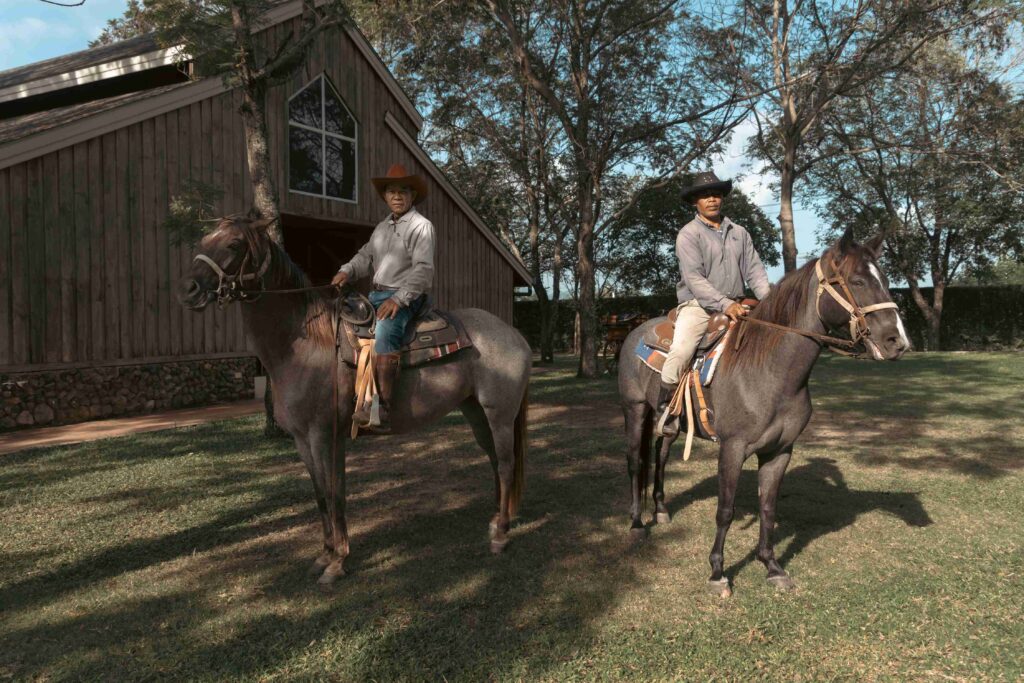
top-left (0, 34), bottom-right (163, 93)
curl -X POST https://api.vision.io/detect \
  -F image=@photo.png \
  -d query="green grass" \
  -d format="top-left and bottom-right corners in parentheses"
top-left (1, 352), bottom-right (1022, 681)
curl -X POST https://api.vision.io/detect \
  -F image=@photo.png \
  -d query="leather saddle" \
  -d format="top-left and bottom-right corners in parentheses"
top-left (341, 295), bottom-right (473, 367)
top-left (644, 299), bottom-right (760, 354)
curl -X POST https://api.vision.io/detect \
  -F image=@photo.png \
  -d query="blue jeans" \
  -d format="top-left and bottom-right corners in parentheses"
top-left (369, 290), bottom-right (424, 354)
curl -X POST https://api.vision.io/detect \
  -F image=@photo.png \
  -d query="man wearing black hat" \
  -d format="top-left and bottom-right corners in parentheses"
top-left (331, 163), bottom-right (434, 433)
top-left (657, 171), bottom-right (771, 435)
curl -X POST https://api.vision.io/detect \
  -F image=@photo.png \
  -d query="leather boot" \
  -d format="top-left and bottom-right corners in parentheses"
top-left (370, 352), bottom-right (401, 433)
top-left (655, 380), bottom-right (680, 436)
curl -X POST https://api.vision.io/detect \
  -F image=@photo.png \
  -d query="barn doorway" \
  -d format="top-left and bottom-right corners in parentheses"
top-left (280, 214), bottom-right (375, 287)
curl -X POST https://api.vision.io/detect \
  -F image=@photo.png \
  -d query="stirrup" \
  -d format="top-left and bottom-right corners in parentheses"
top-left (655, 406), bottom-right (679, 437)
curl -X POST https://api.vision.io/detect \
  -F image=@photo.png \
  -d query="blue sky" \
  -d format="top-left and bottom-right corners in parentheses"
top-left (1, 0), bottom-right (821, 285)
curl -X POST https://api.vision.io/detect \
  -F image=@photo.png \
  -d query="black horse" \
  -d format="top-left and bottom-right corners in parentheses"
top-left (618, 228), bottom-right (910, 595)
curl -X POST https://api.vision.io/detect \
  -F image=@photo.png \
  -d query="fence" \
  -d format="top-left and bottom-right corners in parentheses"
top-left (514, 286), bottom-right (1024, 352)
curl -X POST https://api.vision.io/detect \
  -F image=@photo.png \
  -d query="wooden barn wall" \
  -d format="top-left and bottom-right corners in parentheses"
top-left (0, 91), bottom-right (252, 370)
top-left (0, 23), bottom-right (515, 370)
top-left (260, 20), bottom-right (515, 320)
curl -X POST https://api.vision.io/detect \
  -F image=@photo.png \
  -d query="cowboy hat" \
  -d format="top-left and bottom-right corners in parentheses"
top-left (680, 171), bottom-right (733, 202)
top-left (371, 163), bottom-right (429, 204)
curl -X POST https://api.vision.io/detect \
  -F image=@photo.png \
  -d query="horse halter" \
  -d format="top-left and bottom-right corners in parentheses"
top-left (814, 255), bottom-right (899, 359)
top-left (193, 244), bottom-right (271, 308)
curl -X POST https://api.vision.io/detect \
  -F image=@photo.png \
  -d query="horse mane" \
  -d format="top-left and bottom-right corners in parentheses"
top-left (221, 216), bottom-right (336, 349)
top-left (720, 258), bottom-right (821, 371)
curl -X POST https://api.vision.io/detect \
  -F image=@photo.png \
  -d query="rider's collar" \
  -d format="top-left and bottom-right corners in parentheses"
top-left (695, 214), bottom-right (731, 233)
top-left (389, 207), bottom-right (418, 226)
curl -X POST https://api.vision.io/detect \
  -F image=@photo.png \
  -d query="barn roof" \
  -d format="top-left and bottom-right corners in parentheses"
top-left (0, 34), bottom-right (162, 92)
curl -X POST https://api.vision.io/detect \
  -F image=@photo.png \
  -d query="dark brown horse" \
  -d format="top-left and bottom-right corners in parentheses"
top-left (179, 216), bottom-right (530, 585)
top-left (618, 229), bottom-right (910, 595)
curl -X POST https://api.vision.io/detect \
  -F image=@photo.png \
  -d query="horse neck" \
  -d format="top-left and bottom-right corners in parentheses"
top-left (762, 274), bottom-right (828, 394)
top-left (238, 244), bottom-right (336, 377)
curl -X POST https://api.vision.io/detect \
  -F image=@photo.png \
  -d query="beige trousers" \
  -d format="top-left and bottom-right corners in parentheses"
top-left (661, 299), bottom-right (710, 384)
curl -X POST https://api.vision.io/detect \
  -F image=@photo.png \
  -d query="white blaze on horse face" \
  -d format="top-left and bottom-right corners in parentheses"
top-left (869, 261), bottom-right (911, 349)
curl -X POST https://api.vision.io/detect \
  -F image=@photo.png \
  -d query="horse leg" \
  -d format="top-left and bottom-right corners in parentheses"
top-left (294, 437), bottom-right (334, 576)
top-left (309, 427), bottom-right (349, 585)
top-left (653, 435), bottom-right (673, 525)
top-left (460, 399), bottom-right (504, 546)
top-left (622, 401), bottom-right (650, 537)
top-left (708, 440), bottom-right (745, 597)
top-left (757, 447), bottom-right (795, 591)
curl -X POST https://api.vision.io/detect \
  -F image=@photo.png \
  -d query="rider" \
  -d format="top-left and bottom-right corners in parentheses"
top-left (657, 171), bottom-right (772, 434)
top-left (331, 163), bottom-right (435, 433)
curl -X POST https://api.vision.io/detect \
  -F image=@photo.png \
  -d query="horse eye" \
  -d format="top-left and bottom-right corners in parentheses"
top-left (850, 278), bottom-right (866, 286)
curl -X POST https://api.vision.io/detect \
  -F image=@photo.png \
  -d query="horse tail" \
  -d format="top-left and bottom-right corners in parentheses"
top-left (509, 384), bottom-right (528, 518)
top-left (638, 408), bottom-right (654, 512)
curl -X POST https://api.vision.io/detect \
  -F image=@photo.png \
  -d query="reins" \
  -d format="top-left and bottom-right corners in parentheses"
top-left (734, 255), bottom-right (899, 358)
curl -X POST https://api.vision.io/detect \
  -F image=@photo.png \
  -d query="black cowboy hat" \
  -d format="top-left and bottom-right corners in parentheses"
top-left (681, 171), bottom-right (733, 202)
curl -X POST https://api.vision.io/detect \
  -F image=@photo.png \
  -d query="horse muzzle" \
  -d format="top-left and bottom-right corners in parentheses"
top-left (178, 278), bottom-right (214, 311)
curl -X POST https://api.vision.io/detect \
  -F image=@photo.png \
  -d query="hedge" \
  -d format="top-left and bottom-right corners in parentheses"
top-left (513, 286), bottom-right (1024, 352)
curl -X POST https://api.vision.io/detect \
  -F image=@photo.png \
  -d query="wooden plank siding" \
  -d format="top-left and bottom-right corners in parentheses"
top-left (0, 21), bottom-right (520, 372)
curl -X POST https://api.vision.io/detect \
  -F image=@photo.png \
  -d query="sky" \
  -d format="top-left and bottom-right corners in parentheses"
top-left (1, 0), bottom-right (823, 285)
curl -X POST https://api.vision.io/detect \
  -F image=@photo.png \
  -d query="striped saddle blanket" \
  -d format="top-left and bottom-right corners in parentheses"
top-left (345, 309), bottom-right (473, 368)
top-left (635, 328), bottom-right (732, 387)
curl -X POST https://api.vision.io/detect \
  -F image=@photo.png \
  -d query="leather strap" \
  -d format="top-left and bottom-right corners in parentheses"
top-left (350, 339), bottom-right (377, 439)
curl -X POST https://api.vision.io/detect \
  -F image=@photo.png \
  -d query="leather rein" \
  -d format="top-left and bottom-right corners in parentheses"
top-left (735, 255), bottom-right (899, 359)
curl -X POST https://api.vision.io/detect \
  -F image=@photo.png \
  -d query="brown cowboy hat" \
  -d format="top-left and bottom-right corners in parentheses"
top-left (371, 163), bottom-right (429, 204)
top-left (681, 171), bottom-right (733, 202)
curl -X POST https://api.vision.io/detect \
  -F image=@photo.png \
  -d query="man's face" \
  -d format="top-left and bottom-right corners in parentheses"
top-left (693, 190), bottom-right (724, 222)
top-left (384, 183), bottom-right (415, 216)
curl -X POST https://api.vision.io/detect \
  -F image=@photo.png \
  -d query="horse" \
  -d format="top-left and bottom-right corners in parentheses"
top-left (178, 216), bottom-right (531, 585)
top-left (618, 228), bottom-right (910, 595)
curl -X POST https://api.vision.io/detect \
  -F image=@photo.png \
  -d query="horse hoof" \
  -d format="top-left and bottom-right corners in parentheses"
top-left (706, 578), bottom-right (732, 598)
top-left (308, 555), bottom-right (332, 577)
top-left (316, 561), bottom-right (346, 585)
top-left (767, 574), bottom-right (795, 591)
top-left (490, 538), bottom-right (509, 554)
top-left (655, 511), bottom-right (671, 525)
top-left (628, 526), bottom-right (648, 542)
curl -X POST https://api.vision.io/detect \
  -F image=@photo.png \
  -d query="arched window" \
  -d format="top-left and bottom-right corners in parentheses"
top-left (288, 74), bottom-right (358, 202)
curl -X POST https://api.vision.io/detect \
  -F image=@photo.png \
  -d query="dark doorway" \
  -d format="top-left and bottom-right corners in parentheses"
top-left (281, 213), bottom-right (374, 286)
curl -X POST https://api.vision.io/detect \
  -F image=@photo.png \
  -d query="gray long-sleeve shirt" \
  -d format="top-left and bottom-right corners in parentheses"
top-left (338, 207), bottom-right (435, 307)
top-left (675, 215), bottom-right (771, 311)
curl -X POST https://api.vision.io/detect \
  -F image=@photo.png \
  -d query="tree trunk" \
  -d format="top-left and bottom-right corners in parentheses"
top-left (239, 83), bottom-right (282, 242)
top-left (778, 139), bottom-right (799, 273)
top-left (906, 278), bottom-right (943, 351)
top-left (576, 185), bottom-right (598, 378)
top-left (547, 234), bottom-right (563, 358)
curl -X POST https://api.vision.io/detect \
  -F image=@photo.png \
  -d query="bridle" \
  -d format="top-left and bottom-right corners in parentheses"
top-left (193, 246), bottom-right (271, 307)
top-left (737, 254), bottom-right (900, 359)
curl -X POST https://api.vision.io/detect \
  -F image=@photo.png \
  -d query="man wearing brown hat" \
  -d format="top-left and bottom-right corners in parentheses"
top-left (331, 163), bottom-right (434, 433)
top-left (657, 171), bottom-right (772, 435)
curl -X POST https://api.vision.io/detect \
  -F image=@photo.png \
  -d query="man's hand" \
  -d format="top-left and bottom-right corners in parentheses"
top-left (724, 301), bottom-right (747, 321)
top-left (376, 297), bottom-right (403, 320)
top-left (330, 270), bottom-right (349, 288)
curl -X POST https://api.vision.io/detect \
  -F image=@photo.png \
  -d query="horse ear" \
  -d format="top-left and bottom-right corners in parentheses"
top-left (832, 226), bottom-right (855, 256)
top-left (250, 216), bottom-right (275, 233)
top-left (864, 232), bottom-right (885, 259)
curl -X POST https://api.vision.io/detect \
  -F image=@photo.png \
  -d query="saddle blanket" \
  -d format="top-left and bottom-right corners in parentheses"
top-left (635, 328), bottom-right (731, 386)
top-left (345, 309), bottom-right (473, 368)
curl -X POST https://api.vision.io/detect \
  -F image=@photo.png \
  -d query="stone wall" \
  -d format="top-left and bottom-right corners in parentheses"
top-left (0, 356), bottom-right (261, 431)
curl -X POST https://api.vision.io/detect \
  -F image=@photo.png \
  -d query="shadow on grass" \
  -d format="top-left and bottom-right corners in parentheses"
top-left (668, 457), bottom-right (932, 579)
top-left (2, 353), bottom-right (1011, 680)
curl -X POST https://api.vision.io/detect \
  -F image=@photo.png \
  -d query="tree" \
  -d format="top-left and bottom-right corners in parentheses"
top-left (478, 0), bottom-right (749, 377)
top-left (807, 41), bottom-right (1024, 349)
top-left (705, 0), bottom-right (1010, 273)
top-left (602, 175), bottom-right (781, 296)
top-left (91, 0), bottom-right (155, 46)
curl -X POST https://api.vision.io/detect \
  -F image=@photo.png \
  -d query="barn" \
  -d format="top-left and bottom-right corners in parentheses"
top-left (0, 2), bottom-right (531, 431)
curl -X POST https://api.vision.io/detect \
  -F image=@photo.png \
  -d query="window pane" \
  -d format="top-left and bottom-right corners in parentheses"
top-left (325, 86), bottom-right (356, 138)
top-left (289, 125), bottom-right (323, 194)
top-left (325, 136), bottom-right (356, 200)
top-left (289, 78), bottom-right (322, 129)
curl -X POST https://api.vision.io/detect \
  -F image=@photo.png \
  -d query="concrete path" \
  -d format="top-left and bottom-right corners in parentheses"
top-left (0, 399), bottom-right (264, 455)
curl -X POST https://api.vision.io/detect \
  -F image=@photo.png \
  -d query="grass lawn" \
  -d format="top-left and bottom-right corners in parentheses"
top-left (1, 352), bottom-right (1022, 681)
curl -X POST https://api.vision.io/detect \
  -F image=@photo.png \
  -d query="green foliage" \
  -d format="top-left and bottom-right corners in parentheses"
top-left (954, 257), bottom-right (1024, 286)
top-left (163, 178), bottom-right (225, 247)
top-left (90, 0), bottom-right (156, 47)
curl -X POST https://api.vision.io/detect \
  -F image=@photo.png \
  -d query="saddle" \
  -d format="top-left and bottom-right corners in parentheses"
top-left (341, 295), bottom-right (473, 368)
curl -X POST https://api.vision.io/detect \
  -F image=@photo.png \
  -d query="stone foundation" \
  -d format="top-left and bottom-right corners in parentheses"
top-left (0, 356), bottom-right (261, 432)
